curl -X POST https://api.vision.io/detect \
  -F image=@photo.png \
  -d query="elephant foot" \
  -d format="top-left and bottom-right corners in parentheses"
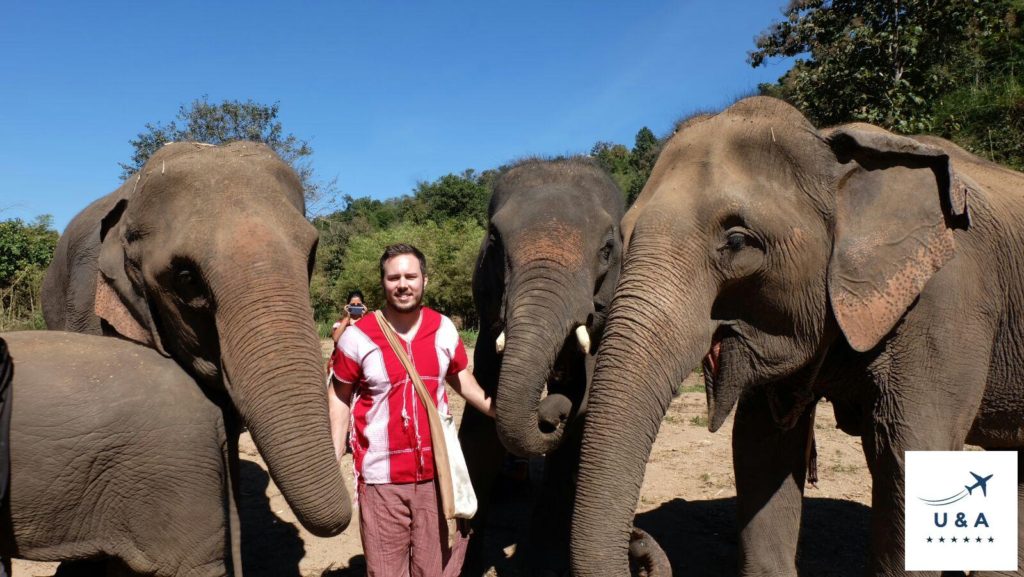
top-left (629, 528), bottom-right (672, 577)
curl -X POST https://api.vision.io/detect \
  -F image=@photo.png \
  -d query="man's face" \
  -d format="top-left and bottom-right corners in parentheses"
top-left (381, 254), bottom-right (427, 313)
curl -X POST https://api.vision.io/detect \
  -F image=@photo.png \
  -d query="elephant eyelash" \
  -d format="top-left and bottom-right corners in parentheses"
top-left (720, 227), bottom-right (764, 252)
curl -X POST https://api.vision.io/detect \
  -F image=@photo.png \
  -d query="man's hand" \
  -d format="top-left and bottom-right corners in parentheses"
top-left (447, 369), bottom-right (495, 418)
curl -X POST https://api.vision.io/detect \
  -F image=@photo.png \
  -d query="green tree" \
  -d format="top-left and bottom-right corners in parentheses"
top-left (0, 215), bottom-right (59, 330)
top-left (332, 220), bottom-right (484, 326)
top-left (626, 127), bottom-right (661, 204)
top-left (120, 96), bottom-right (337, 210)
top-left (750, 0), bottom-right (1021, 133)
top-left (412, 169), bottom-right (491, 225)
top-left (590, 127), bottom-right (662, 206)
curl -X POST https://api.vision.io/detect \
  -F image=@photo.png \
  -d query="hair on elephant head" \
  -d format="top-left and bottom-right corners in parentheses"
top-left (472, 156), bottom-right (625, 458)
top-left (41, 141), bottom-right (350, 537)
top-left (571, 96), bottom-right (980, 576)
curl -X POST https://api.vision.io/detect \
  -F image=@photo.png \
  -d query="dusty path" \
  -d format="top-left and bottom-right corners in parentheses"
top-left (13, 346), bottom-right (873, 576)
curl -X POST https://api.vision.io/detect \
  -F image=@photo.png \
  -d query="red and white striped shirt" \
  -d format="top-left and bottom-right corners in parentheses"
top-left (332, 307), bottom-right (469, 485)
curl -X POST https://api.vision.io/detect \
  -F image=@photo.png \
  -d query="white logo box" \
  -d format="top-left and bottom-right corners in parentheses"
top-left (905, 450), bottom-right (1018, 571)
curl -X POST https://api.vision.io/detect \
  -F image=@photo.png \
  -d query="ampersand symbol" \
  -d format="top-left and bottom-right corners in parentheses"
top-left (955, 513), bottom-right (968, 528)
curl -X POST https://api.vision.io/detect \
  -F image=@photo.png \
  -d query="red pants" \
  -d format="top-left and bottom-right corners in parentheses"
top-left (359, 480), bottom-right (468, 577)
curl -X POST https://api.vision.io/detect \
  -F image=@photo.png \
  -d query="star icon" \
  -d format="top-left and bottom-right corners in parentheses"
top-left (976, 537), bottom-right (982, 543)
top-left (963, 536), bottom-right (970, 544)
top-left (927, 537), bottom-right (933, 543)
top-left (939, 537), bottom-right (946, 543)
top-left (989, 537), bottom-right (995, 543)
top-left (951, 537), bottom-right (958, 543)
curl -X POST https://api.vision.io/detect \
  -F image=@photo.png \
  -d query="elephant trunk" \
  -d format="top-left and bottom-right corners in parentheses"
top-left (571, 241), bottom-right (712, 576)
top-left (630, 528), bottom-right (672, 577)
top-left (216, 265), bottom-right (351, 537)
top-left (495, 267), bottom-right (585, 457)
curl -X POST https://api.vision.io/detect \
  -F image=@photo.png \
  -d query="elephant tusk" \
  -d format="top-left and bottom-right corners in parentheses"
top-left (575, 325), bottom-right (591, 355)
top-left (496, 331), bottom-right (506, 354)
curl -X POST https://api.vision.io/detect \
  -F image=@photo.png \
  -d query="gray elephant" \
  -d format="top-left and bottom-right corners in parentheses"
top-left (41, 141), bottom-right (350, 539)
top-left (0, 331), bottom-right (233, 576)
top-left (571, 96), bottom-right (1024, 576)
top-left (458, 157), bottom-right (626, 576)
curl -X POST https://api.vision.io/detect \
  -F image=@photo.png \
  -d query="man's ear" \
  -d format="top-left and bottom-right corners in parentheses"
top-left (94, 199), bottom-right (166, 353)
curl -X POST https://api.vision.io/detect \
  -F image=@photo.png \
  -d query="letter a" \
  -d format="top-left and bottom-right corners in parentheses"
top-left (974, 513), bottom-right (990, 528)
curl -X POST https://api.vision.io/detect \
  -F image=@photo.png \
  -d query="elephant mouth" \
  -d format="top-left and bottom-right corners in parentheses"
top-left (702, 339), bottom-right (721, 385)
top-left (703, 326), bottom-right (740, 432)
top-left (536, 336), bottom-right (589, 435)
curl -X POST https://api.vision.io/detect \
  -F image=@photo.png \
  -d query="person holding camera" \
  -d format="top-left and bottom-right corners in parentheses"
top-left (332, 290), bottom-right (367, 344)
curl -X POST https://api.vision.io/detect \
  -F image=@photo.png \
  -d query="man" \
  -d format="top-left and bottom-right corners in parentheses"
top-left (328, 243), bottom-right (494, 577)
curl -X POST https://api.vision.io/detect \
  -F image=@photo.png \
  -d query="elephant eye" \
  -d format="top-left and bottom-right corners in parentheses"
top-left (722, 227), bottom-right (762, 253)
top-left (176, 269), bottom-right (197, 287)
top-left (599, 240), bottom-right (613, 263)
top-left (726, 232), bottom-right (747, 251)
top-left (171, 262), bottom-right (208, 306)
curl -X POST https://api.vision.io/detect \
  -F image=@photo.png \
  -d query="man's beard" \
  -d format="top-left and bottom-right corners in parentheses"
top-left (389, 292), bottom-right (422, 313)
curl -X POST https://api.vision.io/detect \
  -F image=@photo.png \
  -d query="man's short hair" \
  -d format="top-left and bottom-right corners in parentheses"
top-left (379, 243), bottom-right (428, 280)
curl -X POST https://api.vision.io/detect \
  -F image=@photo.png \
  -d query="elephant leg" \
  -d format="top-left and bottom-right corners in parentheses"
top-left (526, 427), bottom-right (581, 576)
top-left (224, 411), bottom-right (244, 577)
top-left (862, 423), bottom-right (936, 577)
top-left (458, 405), bottom-right (506, 577)
top-left (733, 386), bottom-right (814, 577)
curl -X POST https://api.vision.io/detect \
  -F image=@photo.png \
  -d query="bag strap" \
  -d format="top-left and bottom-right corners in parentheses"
top-left (374, 311), bottom-right (457, 528)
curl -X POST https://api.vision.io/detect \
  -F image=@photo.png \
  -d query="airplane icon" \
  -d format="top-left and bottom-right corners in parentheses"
top-left (965, 472), bottom-right (993, 497)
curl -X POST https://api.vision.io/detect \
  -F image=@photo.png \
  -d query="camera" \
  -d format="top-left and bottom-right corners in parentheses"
top-left (346, 304), bottom-right (367, 317)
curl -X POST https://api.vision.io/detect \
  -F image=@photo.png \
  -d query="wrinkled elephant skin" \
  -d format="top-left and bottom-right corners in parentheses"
top-left (41, 142), bottom-right (350, 540)
top-left (572, 96), bottom-right (1024, 577)
top-left (1, 332), bottom-right (235, 576)
top-left (459, 158), bottom-right (625, 576)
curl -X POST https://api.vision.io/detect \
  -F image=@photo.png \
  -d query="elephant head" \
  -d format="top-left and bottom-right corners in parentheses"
top-left (87, 142), bottom-right (349, 536)
top-left (571, 96), bottom-right (971, 575)
top-left (474, 158), bottom-right (624, 457)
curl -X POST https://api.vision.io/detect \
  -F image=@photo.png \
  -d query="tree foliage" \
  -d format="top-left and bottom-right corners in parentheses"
top-left (0, 216), bottom-right (58, 330)
top-left (309, 168), bottom-right (493, 324)
top-left (751, 0), bottom-right (1024, 167)
top-left (412, 169), bottom-right (493, 226)
top-left (328, 220), bottom-right (483, 326)
top-left (591, 126), bottom-right (663, 205)
top-left (121, 96), bottom-right (337, 210)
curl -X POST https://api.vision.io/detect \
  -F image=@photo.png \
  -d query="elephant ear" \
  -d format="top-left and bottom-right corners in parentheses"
top-left (591, 223), bottom-right (622, 339)
top-left (826, 127), bottom-right (972, 352)
top-left (95, 198), bottom-right (165, 353)
top-left (472, 227), bottom-right (508, 337)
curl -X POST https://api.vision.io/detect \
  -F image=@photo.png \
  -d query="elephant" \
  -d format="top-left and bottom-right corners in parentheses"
top-left (0, 331), bottom-right (234, 576)
top-left (41, 141), bottom-right (350, 539)
top-left (458, 157), bottom-right (627, 576)
top-left (571, 96), bottom-right (1024, 576)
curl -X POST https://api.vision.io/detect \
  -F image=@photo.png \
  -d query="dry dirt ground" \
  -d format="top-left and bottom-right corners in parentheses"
top-left (14, 344), bottom-right (873, 577)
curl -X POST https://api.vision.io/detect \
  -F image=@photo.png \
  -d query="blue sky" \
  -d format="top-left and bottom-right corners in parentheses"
top-left (1, 1), bottom-right (794, 232)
